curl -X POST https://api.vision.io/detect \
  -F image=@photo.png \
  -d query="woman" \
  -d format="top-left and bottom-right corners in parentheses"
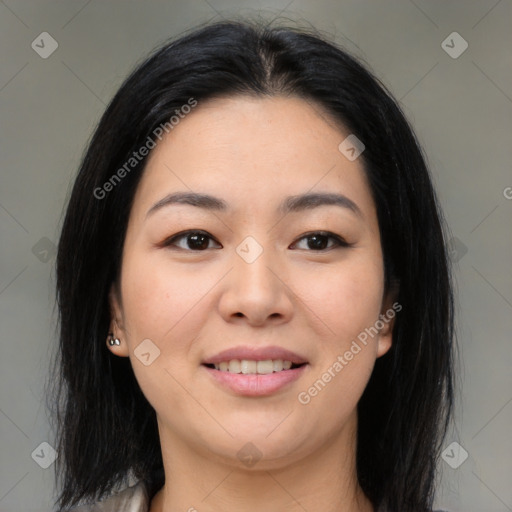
top-left (52, 20), bottom-right (454, 512)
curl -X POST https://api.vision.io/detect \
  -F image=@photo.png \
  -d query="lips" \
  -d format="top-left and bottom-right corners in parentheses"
top-left (202, 346), bottom-right (308, 366)
top-left (202, 345), bottom-right (309, 396)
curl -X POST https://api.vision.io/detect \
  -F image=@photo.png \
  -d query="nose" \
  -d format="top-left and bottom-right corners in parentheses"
top-left (217, 247), bottom-right (294, 327)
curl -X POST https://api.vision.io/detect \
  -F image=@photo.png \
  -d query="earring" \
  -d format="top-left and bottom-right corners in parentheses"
top-left (108, 333), bottom-right (121, 346)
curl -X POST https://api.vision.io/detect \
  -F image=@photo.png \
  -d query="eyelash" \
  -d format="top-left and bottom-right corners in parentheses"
top-left (161, 230), bottom-right (351, 252)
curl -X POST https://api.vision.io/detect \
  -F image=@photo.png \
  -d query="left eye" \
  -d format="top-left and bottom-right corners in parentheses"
top-left (163, 230), bottom-right (221, 251)
top-left (290, 232), bottom-right (349, 251)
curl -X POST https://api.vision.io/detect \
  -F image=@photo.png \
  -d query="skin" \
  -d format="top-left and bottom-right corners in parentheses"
top-left (108, 95), bottom-right (395, 512)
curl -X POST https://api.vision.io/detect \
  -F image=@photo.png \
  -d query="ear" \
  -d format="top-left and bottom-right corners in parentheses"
top-left (376, 283), bottom-right (400, 358)
top-left (106, 284), bottom-right (130, 357)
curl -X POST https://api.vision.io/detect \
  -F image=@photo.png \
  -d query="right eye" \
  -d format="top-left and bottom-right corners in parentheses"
top-left (162, 230), bottom-right (222, 251)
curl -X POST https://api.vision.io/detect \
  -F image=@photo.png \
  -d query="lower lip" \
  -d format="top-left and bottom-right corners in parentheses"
top-left (203, 365), bottom-right (308, 396)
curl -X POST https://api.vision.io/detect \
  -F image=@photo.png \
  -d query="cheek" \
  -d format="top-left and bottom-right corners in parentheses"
top-left (292, 252), bottom-right (384, 414)
top-left (295, 253), bottom-right (385, 344)
top-left (118, 251), bottom-right (218, 417)
top-left (120, 249), bottom-right (214, 342)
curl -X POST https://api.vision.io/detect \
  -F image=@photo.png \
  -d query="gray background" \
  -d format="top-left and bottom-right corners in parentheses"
top-left (0, 1), bottom-right (511, 511)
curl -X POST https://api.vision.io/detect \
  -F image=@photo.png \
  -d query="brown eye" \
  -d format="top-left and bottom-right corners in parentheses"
top-left (186, 233), bottom-right (210, 250)
top-left (163, 230), bottom-right (221, 251)
top-left (290, 231), bottom-right (350, 251)
top-left (305, 234), bottom-right (330, 250)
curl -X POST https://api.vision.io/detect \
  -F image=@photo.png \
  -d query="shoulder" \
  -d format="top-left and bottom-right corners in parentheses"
top-left (70, 480), bottom-right (150, 512)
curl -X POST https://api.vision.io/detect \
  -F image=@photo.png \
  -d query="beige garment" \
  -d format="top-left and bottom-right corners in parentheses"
top-left (70, 480), bottom-right (149, 512)
top-left (70, 480), bottom-right (450, 512)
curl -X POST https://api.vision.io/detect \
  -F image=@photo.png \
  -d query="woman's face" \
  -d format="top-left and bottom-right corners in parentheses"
top-left (109, 95), bottom-right (394, 469)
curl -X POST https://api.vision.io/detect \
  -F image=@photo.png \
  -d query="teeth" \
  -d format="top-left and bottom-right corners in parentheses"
top-left (273, 359), bottom-right (283, 371)
top-left (241, 360), bottom-right (257, 374)
top-left (257, 360), bottom-right (274, 374)
top-left (212, 359), bottom-right (298, 374)
top-left (228, 360), bottom-right (241, 373)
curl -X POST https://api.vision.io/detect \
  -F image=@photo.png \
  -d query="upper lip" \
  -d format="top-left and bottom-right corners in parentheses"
top-left (202, 345), bottom-right (308, 365)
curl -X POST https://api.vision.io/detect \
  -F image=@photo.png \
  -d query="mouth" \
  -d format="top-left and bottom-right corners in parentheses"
top-left (201, 346), bottom-right (309, 396)
top-left (203, 359), bottom-right (306, 374)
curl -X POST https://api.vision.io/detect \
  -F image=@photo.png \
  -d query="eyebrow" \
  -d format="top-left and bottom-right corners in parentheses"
top-left (281, 192), bottom-right (362, 217)
top-left (146, 192), bottom-right (228, 217)
top-left (146, 191), bottom-right (362, 218)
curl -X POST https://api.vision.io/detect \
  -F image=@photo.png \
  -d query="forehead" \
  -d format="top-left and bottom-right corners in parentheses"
top-left (131, 95), bottom-right (376, 220)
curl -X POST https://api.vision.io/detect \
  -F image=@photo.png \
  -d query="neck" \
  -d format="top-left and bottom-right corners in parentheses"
top-left (151, 412), bottom-right (374, 512)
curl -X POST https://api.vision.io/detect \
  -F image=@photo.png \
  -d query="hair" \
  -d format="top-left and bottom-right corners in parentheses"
top-left (51, 20), bottom-right (454, 512)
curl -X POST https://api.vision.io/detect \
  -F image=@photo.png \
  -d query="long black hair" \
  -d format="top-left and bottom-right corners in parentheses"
top-left (51, 20), bottom-right (454, 512)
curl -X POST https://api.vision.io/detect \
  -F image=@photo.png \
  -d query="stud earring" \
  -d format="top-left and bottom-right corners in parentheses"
top-left (108, 333), bottom-right (121, 346)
